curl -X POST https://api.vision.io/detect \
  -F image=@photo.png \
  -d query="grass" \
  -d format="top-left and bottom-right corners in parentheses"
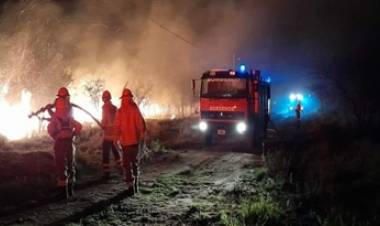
top-left (140, 139), bottom-right (168, 164)
top-left (265, 118), bottom-right (380, 226)
top-left (316, 214), bottom-right (373, 226)
top-left (137, 174), bottom-right (185, 204)
top-left (135, 163), bottom-right (290, 226)
top-left (219, 168), bottom-right (290, 226)
top-left (220, 196), bottom-right (285, 226)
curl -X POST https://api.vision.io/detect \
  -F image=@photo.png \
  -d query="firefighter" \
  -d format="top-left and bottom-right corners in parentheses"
top-left (47, 87), bottom-right (82, 199)
top-left (114, 88), bottom-right (146, 195)
top-left (101, 90), bottom-right (122, 180)
top-left (51, 87), bottom-right (73, 116)
top-left (295, 100), bottom-right (302, 121)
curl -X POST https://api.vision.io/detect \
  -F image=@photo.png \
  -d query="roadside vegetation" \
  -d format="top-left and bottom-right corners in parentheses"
top-left (1, 117), bottom-right (379, 226)
top-left (219, 167), bottom-right (291, 226)
top-left (265, 117), bottom-right (380, 226)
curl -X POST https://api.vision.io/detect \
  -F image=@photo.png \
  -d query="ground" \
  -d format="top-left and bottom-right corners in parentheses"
top-left (0, 148), bottom-right (284, 226)
top-left (0, 119), bottom-right (289, 226)
top-left (4, 118), bottom-right (376, 225)
top-left (66, 148), bottom-right (269, 226)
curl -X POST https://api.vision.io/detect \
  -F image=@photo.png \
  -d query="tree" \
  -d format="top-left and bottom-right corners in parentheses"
top-left (83, 79), bottom-right (105, 109)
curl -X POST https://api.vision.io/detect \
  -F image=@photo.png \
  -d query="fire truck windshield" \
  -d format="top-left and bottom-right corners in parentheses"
top-left (201, 78), bottom-right (247, 98)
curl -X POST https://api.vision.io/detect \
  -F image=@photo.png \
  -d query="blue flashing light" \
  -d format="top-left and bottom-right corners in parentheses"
top-left (289, 93), bottom-right (296, 102)
top-left (289, 92), bottom-right (303, 102)
top-left (239, 64), bottom-right (246, 73)
top-left (273, 91), bottom-right (321, 120)
top-left (266, 76), bottom-right (271, 83)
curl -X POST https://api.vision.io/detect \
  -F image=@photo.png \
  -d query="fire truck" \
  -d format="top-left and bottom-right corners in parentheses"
top-left (192, 65), bottom-right (271, 152)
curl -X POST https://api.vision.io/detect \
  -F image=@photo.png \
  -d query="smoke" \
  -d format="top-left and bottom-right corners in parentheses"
top-left (0, 0), bottom-right (376, 116)
top-left (0, 0), bottom-right (261, 111)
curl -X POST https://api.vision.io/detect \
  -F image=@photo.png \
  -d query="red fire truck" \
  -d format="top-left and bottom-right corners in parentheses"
top-left (193, 66), bottom-right (271, 151)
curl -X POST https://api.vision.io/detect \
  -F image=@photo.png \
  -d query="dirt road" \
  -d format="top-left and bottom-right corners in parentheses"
top-left (0, 147), bottom-right (268, 226)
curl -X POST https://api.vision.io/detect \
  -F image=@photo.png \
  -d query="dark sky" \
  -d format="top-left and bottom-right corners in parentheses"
top-left (0, 0), bottom-right (377, 73)
top-left (0, 0), bottom-right (378, 108)
top-left (237, 0), bottom-right (379, 97)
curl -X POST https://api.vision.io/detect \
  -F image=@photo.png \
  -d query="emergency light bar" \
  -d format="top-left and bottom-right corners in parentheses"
top-left (202, 68), bottom-right (265, 81)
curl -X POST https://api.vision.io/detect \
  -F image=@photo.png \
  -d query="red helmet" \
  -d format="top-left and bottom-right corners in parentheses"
top-left (120, 88), bottom-right (133, 99)
top-left (57, 87), bottom-right (70, 98)
top-left (102, 90), bottom-right (112, 100)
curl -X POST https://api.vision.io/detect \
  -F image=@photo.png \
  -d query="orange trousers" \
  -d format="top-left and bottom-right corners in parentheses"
top-left (121, 144), bottom-right (139, 183)
top-left (54, 138), bottom-right (75, 187)
top-left (102, 140), bottom-right (122, 172)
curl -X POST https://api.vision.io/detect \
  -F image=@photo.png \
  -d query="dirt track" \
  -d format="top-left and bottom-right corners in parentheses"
top-left (0, 147), bottom-right (265, 226)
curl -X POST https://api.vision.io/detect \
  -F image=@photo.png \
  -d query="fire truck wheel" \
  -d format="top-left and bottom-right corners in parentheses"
top-left (205, 133), bottom-right (213, 146)
top-left (247, 130), bottom-right (255, 150)
top-left (252, 140), bottom-right (264, 155)
top-left (247, 132), bottom-right (263, 155)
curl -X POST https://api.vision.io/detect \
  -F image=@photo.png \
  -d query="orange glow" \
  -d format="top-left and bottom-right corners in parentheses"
top-left (0, 84), bottom-right (39, 140)
top-left (0, 81), bottom-right (176, 140)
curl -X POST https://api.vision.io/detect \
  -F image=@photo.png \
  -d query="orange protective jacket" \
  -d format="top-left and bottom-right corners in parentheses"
top-left (47, 115), bottom-right (82, 140)
top-left (101, 102), bottom-right (117, 141)
top-left (114, 101), bottom-right (146, 146)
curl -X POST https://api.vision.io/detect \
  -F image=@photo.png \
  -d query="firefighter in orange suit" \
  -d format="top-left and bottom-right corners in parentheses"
top-left (47, 87), bottom-right (82, 199)
top-left (114, 88), bottom-right (146, 195)
top-left (101, 90), bottom-right (122, 179)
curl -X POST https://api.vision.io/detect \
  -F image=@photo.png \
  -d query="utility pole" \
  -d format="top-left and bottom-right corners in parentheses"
top-left (232, 53), bottom-right (236, 69)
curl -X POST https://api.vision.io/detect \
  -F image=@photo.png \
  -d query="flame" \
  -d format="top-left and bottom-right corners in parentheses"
top-left (71, 94), bottom-right (175, 121)
top-left (0, 82), bottom-right (176, 141)
top-left (70, 95), bottom-right (102, 124)
top-left (0, 85), bottom-right (39, 140)
top-left (139, 98), bottom-right (173, 119)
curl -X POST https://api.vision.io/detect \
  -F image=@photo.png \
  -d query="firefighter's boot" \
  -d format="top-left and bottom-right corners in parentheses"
top-left (134, 177), bottom-right (139, 194)
top-left (68, 182), bottom-right (75, 197)
top-left (118, 166), bottom-right (124, 176)
top-left (102, 172), bottom-right (110, 181)
top-left (56, 186), bottom-right (69, 200)
top-left (126, 182), bottom-right (134, 196)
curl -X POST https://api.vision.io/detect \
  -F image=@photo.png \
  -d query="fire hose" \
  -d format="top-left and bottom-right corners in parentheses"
top-left (71, 103), bottom-right (103, 128)
top-left (29, 102), bottom-right (147, 161)
top-left (28, 103), bottom-right (103, 129)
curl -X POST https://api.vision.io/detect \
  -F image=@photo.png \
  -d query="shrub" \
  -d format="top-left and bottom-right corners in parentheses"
top-left (220, 196), bottom-right (285, 226)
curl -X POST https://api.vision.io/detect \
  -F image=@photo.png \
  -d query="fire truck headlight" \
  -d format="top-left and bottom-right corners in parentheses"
top-left (199, 121), bottom-right (208, 132)
top-left (236, 121), bottom-right (247, 134)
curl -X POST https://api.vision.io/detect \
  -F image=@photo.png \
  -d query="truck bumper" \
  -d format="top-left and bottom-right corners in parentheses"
top-left (200, 120), bottom-right (249, 137)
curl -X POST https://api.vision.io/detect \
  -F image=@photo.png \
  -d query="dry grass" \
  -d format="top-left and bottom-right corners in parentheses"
top-left (0, 118), bottom-right (201, 207)
top-left (266, 118), bottom-right (380, 225)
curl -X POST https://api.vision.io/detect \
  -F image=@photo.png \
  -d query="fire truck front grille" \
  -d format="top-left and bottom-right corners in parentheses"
top-left (201, 111), bottom-right (245, 120)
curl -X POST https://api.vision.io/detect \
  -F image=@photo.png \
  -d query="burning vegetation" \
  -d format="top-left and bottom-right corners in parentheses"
top-left (0, 0), bottom-right (190, 140)
top-left (0, 0), bottom-right (379, 226)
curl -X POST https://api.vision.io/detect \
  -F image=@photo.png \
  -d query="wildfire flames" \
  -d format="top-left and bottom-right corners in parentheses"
top-left (0, 84), bottom-right (39, 140)
top-left (0, 83), bottom-right (174, 141)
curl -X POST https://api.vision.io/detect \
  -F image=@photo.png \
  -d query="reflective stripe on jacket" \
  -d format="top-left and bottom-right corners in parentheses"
top-left (114, 102), bottom-right (146, 146)
top-left (48, 116), bottom-right (82, 140)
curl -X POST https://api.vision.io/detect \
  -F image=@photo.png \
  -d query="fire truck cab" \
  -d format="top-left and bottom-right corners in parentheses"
top-left (193, 66), bottom-right (271, 152)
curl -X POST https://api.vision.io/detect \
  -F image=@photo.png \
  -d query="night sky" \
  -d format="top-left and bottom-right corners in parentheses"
top-left (0, 0), bottom-right (378, 116)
